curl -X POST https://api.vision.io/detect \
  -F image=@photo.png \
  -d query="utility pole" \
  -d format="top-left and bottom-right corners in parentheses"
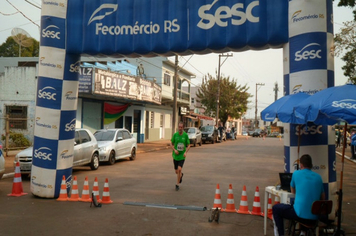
top-left (172, 55), bottom-right (178, 135)
top-left (255, 83), bottom-right (265, 129)
top-left (216, 53), bottom-right (233, 126)
top-left (273, 82), bottom-right (279, 101)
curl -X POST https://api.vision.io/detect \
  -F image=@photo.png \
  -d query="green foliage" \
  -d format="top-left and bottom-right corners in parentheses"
top-left (0, 36), bottom-right (39, 57)
top-left (1, 132), bottom-right (31, 148)
top-left (196, 74), bottom-right (251, 124)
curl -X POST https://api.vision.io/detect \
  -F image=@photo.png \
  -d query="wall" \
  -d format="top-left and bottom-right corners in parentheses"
top-left (0, 66), bottom-right (37, 143)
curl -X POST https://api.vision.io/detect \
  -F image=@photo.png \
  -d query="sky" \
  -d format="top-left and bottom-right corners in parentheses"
top-left (0, 0), bottom-right (354, 119)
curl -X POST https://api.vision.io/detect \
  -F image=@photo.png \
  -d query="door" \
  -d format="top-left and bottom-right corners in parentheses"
top-left (160, 114), bottom-right (164, 139)
top-left (83, 101), bottom-right (102, 132)
top-left (145, 111), bottom-right (149, 140)
top-left (133, 110), bottom-right (141, 142)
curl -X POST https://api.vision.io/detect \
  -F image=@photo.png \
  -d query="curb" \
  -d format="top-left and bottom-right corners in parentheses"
top-left (336, 151), bottom-right (356, 163)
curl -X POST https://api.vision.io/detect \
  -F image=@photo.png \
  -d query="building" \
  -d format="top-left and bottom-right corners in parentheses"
top-left (0, 57), bottom-right (194, 144)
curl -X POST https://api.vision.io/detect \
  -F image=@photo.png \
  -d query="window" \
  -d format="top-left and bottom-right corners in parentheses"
top-left (78, 130), bottom-right (91, 143)
top-left (117, 131), bottom-right (123, 140)
top-left (6, 106), bottom-right (27, 130)
top-left (123, 131), bottom-right (131, 139)
top-left (164, 73), bottom-right (171, 86)
top-left (191, 98), bottom-right (195, 104)
top-left (150, 112), bottom-right (154, 128)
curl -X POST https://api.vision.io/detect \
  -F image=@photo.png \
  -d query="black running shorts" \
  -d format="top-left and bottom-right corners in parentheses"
top-left (173, 159), bottom-right (185, 170)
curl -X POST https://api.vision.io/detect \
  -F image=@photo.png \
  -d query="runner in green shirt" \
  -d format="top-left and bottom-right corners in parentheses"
top-left (170, 121), bottom-right (190, 191)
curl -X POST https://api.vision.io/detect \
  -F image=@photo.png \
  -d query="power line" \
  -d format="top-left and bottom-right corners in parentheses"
top-left (5, 0), bottom-right (40, 28)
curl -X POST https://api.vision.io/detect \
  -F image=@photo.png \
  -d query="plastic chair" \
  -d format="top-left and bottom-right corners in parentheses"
top-left (289, 200), bottom-right (333, 236)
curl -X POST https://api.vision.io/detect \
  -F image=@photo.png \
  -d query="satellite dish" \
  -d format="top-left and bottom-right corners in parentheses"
top-left (11, 28), bottom-right (33, 57)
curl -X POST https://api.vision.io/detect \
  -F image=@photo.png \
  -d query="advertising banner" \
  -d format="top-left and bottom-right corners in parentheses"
top-left (66, 0), bottom-right (288, 56)
top-left (88, 68), bottom-right (162, 104)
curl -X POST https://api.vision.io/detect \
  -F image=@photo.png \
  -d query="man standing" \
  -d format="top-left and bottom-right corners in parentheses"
top-left (272, 154), bottom-right (325, 236)
top-left (170, 121), bottom-right (190, 191)
top-left (351, 128), bottom-right (356, 160)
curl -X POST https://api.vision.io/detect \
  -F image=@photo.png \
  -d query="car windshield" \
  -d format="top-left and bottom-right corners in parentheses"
top-left (184, 128), bottom-right (195, 133)
top-left (94, 130), bottom-right (116, 141)
top-left (201, 126), bottom-right (213, 132)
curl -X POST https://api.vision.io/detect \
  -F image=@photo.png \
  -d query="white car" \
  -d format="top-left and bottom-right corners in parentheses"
top-left (94, 129), bottom-right (137, 165)
top-left (14, 129), bottom-right (100, 176)
top-left (0, 142), bottom-right (5, 179)
top-left (184, 127), bottom-right (202, 147)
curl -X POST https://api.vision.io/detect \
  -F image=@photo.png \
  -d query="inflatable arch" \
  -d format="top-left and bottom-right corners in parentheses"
top-left (34, 0), bottom-right (335, 199)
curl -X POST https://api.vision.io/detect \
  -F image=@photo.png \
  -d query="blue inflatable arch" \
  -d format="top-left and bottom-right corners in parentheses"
top-left (34, 0), bottom-right (335, 199)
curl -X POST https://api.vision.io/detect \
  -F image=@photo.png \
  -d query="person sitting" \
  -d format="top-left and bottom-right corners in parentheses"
top-left (272, 154), bottom-right (325, 236)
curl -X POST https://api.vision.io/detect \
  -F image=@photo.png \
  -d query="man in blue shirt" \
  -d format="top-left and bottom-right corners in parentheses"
top-left (272, 154), bottom-right (325, 236)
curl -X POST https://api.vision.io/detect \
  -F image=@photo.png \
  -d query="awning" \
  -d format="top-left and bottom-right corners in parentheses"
top-left (195, 115), bottom-right (214, 121)
top-left (184, 115), bottom-right (198, 120)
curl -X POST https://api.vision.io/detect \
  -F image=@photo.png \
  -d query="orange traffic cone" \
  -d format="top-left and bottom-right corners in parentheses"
top-left (223, 184), bottom-right (238, 213)
top-left (251, 186), bottom-right (264, 216)
top-left (213, 184), bottom-right (223, 209)
top-left (101, 178), bottom-right (113, 204)
top-left (274, 195), bottom-right (280, 205)
top-left (237, 185), bottom-right (251, 214)
top-left (80, 176), bottom-right (92, 202)
top-left (267, 193), bottom-right (273, 220)
top-left (68, 176), bottom-right (81, 201)
top-left (57, 175), bottom-right (68, 201)
top-left (92, 177), bottom-right (101, 203)
top-left (8, 162), bottom-right (28, 197)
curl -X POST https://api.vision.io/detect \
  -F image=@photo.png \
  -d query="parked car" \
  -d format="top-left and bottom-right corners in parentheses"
top-left (15, 129), bottom-right (100, 176)
top-left (252, 129), bottom-right (262, 137)
top-left (184, 127), bottom-right (202, 147)
top-left (200, 125), bottom-right (219, 144)
top-left (242, 131), bottom-right (248, 136)
top-left (94, 128), bottom-right (137, 165)
top-left (248, 131), bottom-right (254, 136)
top-left (0, 141), bottom-right (5, 179)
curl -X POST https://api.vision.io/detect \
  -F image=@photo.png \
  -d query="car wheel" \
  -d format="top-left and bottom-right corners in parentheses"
top-left (108, 151), bottom-right (116, 165)
top-left (21, 173), bottom-right (29, 179)
top-left (90, 152), bottom-right (99, 170)
top-left (129, 147), bottom-right (136, 161)
top-left (193, 139), bottom-right (197, 147)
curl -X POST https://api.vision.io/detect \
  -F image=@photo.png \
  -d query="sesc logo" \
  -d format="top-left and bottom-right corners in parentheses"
top-left (332, 99), bottom-right (356, 110)
top-left (69, 61), bottom-right (81, 73)
top-left (65, 118), bottom-right (76, 132)
top-left (264, 113), bottom-right (274, 121)
top-left (295, 43), bottom-right (322, 62)
top-left (292, 84), bottom-right (302, 93)
top-left (88, 4), bottom-right (118, 25)
top-left (197, 0), bottom-right (259, 30)
top-left (38, 86), bottom-right (57, 100)
top-left (295, 125), bottom-right (322, 136)
top-left (42, 25), bottom-right (61, 39)
top-left (34, 147), bottom-right (53, 161)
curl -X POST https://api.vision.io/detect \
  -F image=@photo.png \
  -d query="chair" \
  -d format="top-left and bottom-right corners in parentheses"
top-left (289, 200), bottom-right (333, 236)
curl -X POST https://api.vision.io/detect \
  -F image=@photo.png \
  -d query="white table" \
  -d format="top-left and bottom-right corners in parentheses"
top-left (264, 186), bottom-right (295, 235)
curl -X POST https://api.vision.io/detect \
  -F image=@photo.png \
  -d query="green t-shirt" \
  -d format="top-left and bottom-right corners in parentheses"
top-left (171, 131), bottom-right (190, 161)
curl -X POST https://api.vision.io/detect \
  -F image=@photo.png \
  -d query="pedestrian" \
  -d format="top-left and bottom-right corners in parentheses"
top-left (231, 125), bottom-right (235, 140)
top-left (272, 154), bottom-right (325, 236)
top-left (170, 121), bottom-right (191, 191)
top-left (351, 128), bottom-right (356, 160)
top-left (218, 122), bottom-right (224, 142)
top-left (336, 130), bottom-right (341, 148)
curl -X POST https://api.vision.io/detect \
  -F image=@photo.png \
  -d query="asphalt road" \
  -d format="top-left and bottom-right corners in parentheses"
top-left (1, 137), bottom-right (355, 236)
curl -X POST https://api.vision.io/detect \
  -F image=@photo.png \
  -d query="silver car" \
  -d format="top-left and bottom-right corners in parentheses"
top-left (14, 129), bottom-right (100, 176)
top-left (184, 127), bottom-right (202, 147)
top-left (0, 142), bottom-right (5, 179)
top-left (94, 129), bottom-right (137, 165)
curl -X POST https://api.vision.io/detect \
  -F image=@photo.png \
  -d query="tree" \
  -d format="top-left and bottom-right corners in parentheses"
top-left (333, 1), bottom-right (356, 84)
top-left (196, 73), bottom-right (251, 125)
top-left (0, 36), bottom-right (39, 57)
top-left (334, 21), bottom-right (356, 84)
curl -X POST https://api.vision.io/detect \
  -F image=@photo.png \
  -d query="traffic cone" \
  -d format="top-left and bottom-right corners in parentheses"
top-left (57, 175), bottom-right (68, 201)
top-left (267, 193), bottom-right (273, 220)
top-left (80, 176), bottom-right (92, 202)
top-left (223, 184), bottom-right (238, 213)
top-left (251, 186), bottom-right (264, 216)
top-left (101, 178), bottom-right (113, 204)
top-left (8, 162), bottom-right (28, 197)
top-left (237, 185), bottom-right (251, 214)
top-left (212, 184), bottom-right (223, 209)
top-left (274, 195), bottom-right (280, 205)
top-left (92, 177), bottom-right (101, 203)
top-left (68, 176), bottom-right (81, 201)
